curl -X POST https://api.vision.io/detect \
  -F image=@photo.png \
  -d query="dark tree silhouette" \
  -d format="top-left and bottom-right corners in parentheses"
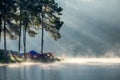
top-left (38, 0), bottom-right (64, 54)
top-left (0, 0), bottom-right (19, 51)
top-left (0, 0), bottom-right (63, 61)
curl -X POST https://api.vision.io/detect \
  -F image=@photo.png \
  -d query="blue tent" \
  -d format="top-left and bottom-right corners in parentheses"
top-left (29, 50), bottom-right (38, 55)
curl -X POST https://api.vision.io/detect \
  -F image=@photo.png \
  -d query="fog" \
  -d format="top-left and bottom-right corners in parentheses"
top-left (0, 0), bottom-right (120, 57)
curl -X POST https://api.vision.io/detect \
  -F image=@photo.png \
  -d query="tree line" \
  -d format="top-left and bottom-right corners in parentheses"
top-left (0, 0), bottom-right (63, 60)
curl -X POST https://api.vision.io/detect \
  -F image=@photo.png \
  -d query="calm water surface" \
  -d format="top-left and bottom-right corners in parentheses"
top-left (0, 61), bottom-right (120, 80)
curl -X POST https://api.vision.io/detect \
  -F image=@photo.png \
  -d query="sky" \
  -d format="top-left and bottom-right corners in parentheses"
top-left (0, 0), bottom-right (120, 57)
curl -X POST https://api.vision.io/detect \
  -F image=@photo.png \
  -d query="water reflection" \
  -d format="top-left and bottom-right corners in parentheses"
top-left (0, 66), bottom-right (7, 80)
top-left (0, 62), bottom-right (120, 80)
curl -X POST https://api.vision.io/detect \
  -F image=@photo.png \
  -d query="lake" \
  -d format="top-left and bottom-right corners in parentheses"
top-left (0, 58), bottom-right (120, 80)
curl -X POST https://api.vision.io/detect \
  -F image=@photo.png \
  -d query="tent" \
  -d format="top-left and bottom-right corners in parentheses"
top-left (29, 50), bottom-right (39, 55)
top-left (28, 50), bottom-right (39, 59)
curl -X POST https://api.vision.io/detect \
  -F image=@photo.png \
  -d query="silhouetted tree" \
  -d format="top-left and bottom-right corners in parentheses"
top-left (0, 0), bottom-right (19, 51)
top-left (0, 0), bottom-right (63, 61)
top-left (37, 0), bottom-right (64, 54)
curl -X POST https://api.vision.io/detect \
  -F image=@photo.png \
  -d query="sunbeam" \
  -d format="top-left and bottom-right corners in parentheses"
top-left (0, 0), bottom-right (120, 57)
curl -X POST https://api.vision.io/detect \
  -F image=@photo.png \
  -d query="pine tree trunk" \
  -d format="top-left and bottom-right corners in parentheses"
top-left (3, 5), bottom-right (9, 63)
top-left (41, 13), bottom-right (44, 54)
top-left (41, 25), bottom-right (44, 54)
top-left (3, 8), bottom-right (7, 51)
top-left (23, 26), bottom-right (26, 61)
top-left (4, 18), bottom-right (6, 51)
top-left (18, 9), bottom-right (22, 54)
top-left (23, 5), bottom-right (27, 61)
top-left (18, 23), bottom-right (21, 53)
top-left (0, 12), bottom-right (2, 42)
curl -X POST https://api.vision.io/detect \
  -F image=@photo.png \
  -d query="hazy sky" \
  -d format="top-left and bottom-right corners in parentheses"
top-left (0, 0), bottom-right (120, 57)
top-left (57, 0), bottom-right (120, 57)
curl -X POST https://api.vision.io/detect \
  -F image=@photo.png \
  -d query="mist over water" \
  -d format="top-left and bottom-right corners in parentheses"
top-left (1, 1), bottom-right (120, 80)
top-left (0, 0), bottom-right (120, 57)
top-left (1, 59), bottom-right (120, 80)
